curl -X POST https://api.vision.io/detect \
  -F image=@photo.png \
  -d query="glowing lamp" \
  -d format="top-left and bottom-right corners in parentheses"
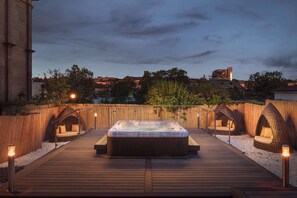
top-left (94, 112), bottom-right (97, 117)
top-left (282, 145), bottom-right (290, 157)
top-left (8, 144), bottom-right (15, 157)
top-left (282, 144), bottom-right (290, 187)
top-left (70, 93), bottom-right (76, 100)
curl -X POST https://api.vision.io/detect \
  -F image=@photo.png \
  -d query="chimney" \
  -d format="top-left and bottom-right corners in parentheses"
top-left (227, 67), bottom-right (233, 81)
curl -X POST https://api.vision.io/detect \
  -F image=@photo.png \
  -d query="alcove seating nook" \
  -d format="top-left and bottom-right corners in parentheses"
top-left (51, 107), bottom-right (87, 142)
top-left (208, 104), bottom-right (244, 135)
top-left (254, 103), bottom-right (290, 153)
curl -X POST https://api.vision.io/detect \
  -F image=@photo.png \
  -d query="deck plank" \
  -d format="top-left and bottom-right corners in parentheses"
top-left (0, 129), bottom-right (294, 197)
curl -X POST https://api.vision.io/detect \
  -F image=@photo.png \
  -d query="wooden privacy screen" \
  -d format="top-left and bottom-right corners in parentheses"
top-left (0, 101), bottom-right (297, 163)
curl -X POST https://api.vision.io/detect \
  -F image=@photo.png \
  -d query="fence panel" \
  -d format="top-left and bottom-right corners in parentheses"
top-left (1, 101), bottom-right (297, 163)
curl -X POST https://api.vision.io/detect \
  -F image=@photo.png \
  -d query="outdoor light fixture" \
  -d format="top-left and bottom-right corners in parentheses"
top-left (282, 145), bottom-right (290, 157)
top-left (8, 144), bottom-right (15, 157)
top-left (8, 144), bottom-right (16, 192)
top-left (197, 113), bottom-right (200, 129)
top-left (94, 112), bottom-right (97, 129)
top-left (282, 144), bottom-right (290, 187)
top-left (70, 93), bottom-right (76, 100)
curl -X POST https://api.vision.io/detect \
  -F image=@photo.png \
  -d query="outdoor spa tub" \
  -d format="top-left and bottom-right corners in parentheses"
top-left (106, 120), bottom-right (189, 156)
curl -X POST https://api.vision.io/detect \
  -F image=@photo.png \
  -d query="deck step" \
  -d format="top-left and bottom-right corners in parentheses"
top-left (94, 134), bottom-right (200, 155)
top-left (232, 187), bottom-right (297, 198)
top-left (94, 134), bottom-right (107, 154)
top-left (188, 135), bottom-right (200, 154)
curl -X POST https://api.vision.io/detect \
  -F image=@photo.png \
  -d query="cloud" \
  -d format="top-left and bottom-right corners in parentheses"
top-left (177, 9), bottom-right (210, 20)
top-left (100, 50), bottom-right (217, 65)
top-left (264, 54), bottom-right (297, 69)
top-left (231, 31), bottom-right (243, 39)
top-left (156, 37), bottom-right (181, 47)
top-left (103, 6), bottom-right (199, 38)
top-left (203, 35), bottom-right (222, 44)
top-left (121, 21), bottom-right (199, 38)
top-left (106, 8), bottom-right (152, 35)
top-left (181, 50), bottom-right (217, 60)
top-left (216, 5), bottom-right (263, 21)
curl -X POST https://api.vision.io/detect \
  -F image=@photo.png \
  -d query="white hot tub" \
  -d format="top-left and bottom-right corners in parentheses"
top-left (108, 120), bottom-right (188, 138)
top-left (106, 120), bottom-right (189, 156)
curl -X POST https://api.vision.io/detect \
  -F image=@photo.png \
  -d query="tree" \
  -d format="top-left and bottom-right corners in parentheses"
top-left (110, 78), bottom-right (137, 103)
top-left (136, 71), bottom-right (152, 103)
top-left (65, 65), bottom-right (95, 103)
top-left (246, 71), bottom-right (287, 100)
top-left (137, 67), bottom-right (190, 103)
top-left (152, 67), bottom-right (190, 84)
top-left (228, 87), bottom-right (245, 100)
top-left (146, 80), bottom-right (197, 106)
top-left (190, 82), bottom-right (230, 106)
top-left (146, 80), bottom-right (198, 121)
top-left (39, 69), bottom-right (70, 105)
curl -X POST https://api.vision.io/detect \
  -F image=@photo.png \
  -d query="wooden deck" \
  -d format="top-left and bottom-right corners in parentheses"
top-left (0, 129), bottom-right (294, 197)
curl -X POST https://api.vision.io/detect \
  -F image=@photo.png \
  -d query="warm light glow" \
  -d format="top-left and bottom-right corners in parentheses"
top-left (8, 144), bottom-right (15, 157)
top-left (94, 112), bottom-right (97, 117)
top-left (282, 145), bottom-right (290, 157)
top-left (70, 93), bottom-right (76, 99)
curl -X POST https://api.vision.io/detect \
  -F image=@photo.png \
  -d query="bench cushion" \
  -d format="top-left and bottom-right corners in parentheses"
top-left (208, 126), bottom-right (235, 131)
top-left (57, 131), bottom-right (79, 138)
top-left (254, 136), bottom-right (272, 144)
top-left (72, 124), bottom-right (79, 132)
top-left (60, 125), bottom-right (67, 133)
top-left (216, 120), bottom-right (222, 127)
top-left (227, 120), bottom-right (234, 128)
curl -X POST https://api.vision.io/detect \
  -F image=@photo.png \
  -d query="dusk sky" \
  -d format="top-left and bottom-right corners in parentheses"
top-left (32, 0), bottom-right (297, 80)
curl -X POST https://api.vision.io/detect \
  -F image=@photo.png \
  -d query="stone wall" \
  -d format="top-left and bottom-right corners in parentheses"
top-left (0, 0), bottom-right (32, 102)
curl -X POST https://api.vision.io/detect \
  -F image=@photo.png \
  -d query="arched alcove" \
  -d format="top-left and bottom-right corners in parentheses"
top-left (51, 107), bottom-right (86, 142)
top-left (208, 104), bottom-right (244, 135)
top-left (254, 103), bottom-right (290, 152)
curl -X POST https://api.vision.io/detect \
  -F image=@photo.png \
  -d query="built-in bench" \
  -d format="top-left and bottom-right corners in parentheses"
top-left (56, 130), bottom-right (85, 137)
top-left (57, 132), bottom-right (79, 138)
top-left (208, 126), bottom-right (235, 131)
top-left (188, 135), bottom-right (200, 154)
top-left (94, 134), bottom-right (200, 155)
top-left (56, 124), bottom-right (85, 142)
top-left (254, 126), bottom-right (273, 144)
top-left (94, 134), bottom-right (107, 154)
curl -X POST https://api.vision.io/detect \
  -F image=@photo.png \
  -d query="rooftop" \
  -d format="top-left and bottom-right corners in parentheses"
top-left (274, 85), bottom-right (297, 92)
top-left (0, 129), bottom-right (290, 197)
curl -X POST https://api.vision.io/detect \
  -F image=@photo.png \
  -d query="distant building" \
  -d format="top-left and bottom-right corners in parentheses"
top-left (288, 81), bottom-right (297, 87)
top-left (95, 77), bottom-right (119, 86)
top-left (211, 67), bottom-right (233, 81)
top-left (209, 79), bottom-right (242, 90)
top-left (209, 67), bottom-right (243, 89)
top-left (0, 0), bottom-right (34, 102)
top-left (123, 76), bottom-right (142, 88)
top-left (274, 85), bottom-right (297, 101)
top-left (95, 77), bottom-right (119, 92)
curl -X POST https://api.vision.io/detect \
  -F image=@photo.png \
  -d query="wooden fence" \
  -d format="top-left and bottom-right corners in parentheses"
top-left (1, 101), bottom-right (297, 163)
top-left (0, 106), bottom-right (62, 163)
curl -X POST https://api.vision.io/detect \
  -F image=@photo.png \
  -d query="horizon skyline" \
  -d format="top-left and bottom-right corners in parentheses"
top-left (32, 0), bottom-right (297, 80)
